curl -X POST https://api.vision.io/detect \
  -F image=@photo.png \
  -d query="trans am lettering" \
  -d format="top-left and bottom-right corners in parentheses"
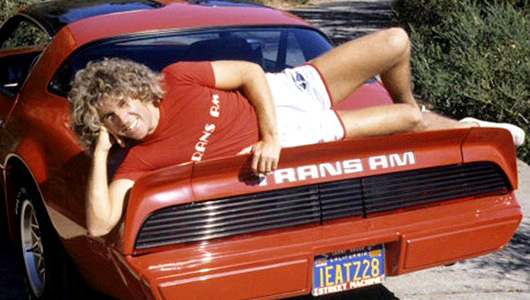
top-left (209, 94), bottom-right (221, 117)
top-left (259, 151), bottom-right (415, 186)
top-left (368, 152), bottom-right (415, 170)
top-left (273, 159), bottom-right (363, 184)
top-left (191, 94), bottom-right (220, 162)
top-left (191, 124), bottom-right (216, 162)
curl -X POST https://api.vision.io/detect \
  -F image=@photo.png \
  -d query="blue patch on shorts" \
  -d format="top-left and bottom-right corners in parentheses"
top-left (293, 72), bottom-right (308, 90)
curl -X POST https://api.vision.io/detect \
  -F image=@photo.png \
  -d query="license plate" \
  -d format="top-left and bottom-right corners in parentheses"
top-left (312, 244), bottom-right (385, 297)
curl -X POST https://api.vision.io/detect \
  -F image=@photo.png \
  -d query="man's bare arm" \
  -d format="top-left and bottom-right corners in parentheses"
top-left (86, 127), bottom-right (134, 236)
top-left (211, 60), bottom-right (280, 175)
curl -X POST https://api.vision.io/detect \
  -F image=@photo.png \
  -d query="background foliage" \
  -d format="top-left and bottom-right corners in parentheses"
top-left (392, 0), bottom-right (529, 163)
top-left (1, 0), bottom-right (50, 48)
top-left (0, 0), bottom-right (48, 24)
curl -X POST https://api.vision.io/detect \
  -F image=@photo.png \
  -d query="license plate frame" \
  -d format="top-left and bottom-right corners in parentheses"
top-left (312, 244), bottom-right (385, 297)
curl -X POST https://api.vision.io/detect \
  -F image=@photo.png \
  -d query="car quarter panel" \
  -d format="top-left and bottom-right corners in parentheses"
top-left (1, 99), bottom-right (87, 231)
top-left (0, 18), bottom-right (93, 251)
top-left (32, 26), bottom-right (78, 83)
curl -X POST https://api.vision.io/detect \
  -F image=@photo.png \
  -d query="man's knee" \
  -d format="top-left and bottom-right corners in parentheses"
top-left (382, 27), bottom-right (410, 57)
top-left (403, 106), bottom-right (425, 131)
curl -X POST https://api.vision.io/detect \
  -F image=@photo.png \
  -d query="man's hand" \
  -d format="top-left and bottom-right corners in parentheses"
top-left (94, 126), bottom-right (113, 153)
top-left (251, 138), bottom-right (281, 175)
top-left (95, 126), bottom-right (125, 154)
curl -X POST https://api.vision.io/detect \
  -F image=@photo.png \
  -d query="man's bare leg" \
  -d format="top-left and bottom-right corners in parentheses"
top-left (337, 104), bottom-right (422, 138)
top-left (310, 27), bottom-right (418, 108)
top-left (338, 106), bottom-right (528, 148)
top-left (422, 112), bottom-right (477, 130)
top-left (337, 105), bottom-right (475, 138)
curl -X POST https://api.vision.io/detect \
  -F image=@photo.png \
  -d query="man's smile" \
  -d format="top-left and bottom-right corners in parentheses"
top-left (124, 118), bottom-right (139, 133)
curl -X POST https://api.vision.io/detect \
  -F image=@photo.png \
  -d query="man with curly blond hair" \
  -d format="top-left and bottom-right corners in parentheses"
top-left (70, 28), bottom-right (525, 236)
top-left (70, 58), bottom-right (165, 149)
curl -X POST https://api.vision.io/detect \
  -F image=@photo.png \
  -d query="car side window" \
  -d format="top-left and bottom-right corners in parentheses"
top-left (284, 33), bottom-right (306, 67)
top-left (1, 20), bottom-right (50, 49)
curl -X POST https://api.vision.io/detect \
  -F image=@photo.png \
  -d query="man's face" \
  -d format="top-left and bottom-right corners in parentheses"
top-left (98, 97), bottom-right (159, 141)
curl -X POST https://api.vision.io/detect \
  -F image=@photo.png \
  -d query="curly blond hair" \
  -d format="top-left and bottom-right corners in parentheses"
top-left (68, 58), bottom-right (164, 149)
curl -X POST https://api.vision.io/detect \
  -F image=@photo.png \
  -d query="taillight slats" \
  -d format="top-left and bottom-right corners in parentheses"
top-left (363, 163), bottom-right (508, 213)
top-left (136, 186), bottom-right (321, 248)
top-left (139, 199), bottom-right (320, 235)
top-left (138, 211), bottom-right (321, 246)
top-left (135, 162), bottom-right (510, 249)
top-left (320, 179), bottom-right (364, 220)
top-left (144, 193), bottom-right (319, 228)
top-left (147, 188), bottom-right (317, 221)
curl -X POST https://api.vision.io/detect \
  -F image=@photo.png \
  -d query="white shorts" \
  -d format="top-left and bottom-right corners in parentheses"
top-left (266, 65), bottom-right (345, 147)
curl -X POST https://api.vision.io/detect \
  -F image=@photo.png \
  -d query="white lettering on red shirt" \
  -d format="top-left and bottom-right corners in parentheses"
top-left (191, 94), bottom-right (221, 162)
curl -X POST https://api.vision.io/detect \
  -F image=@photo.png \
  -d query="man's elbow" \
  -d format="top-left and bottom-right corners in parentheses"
top-left (241, 62), bottom-right (267, 87)
top-left (249, 61), bottom-right (264, 73)
top-left (87, 224), bottom-right (110, 237)
top-left (86, 216), bottom-right (116, 237)
top-left (240, 61), bottom-right (264, 77)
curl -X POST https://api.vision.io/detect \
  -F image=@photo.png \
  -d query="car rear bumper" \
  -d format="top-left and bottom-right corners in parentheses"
top-left (125, 192), bottom-right (521, 300)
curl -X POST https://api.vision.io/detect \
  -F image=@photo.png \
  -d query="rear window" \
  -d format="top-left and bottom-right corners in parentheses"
top-left (49, 26), bottom-right (332, 97)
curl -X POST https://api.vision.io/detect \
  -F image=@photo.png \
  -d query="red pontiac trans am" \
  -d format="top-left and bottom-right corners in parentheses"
top-left (0, 0), bottom-right (522, 299)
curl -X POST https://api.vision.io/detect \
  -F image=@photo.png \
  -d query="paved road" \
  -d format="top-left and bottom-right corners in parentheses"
top-left (1, 1), bottom-right (528, 299)
top-left (0, 220), bottom-right (25, 299)
top-left (289, 0), bottom-right (394, 44)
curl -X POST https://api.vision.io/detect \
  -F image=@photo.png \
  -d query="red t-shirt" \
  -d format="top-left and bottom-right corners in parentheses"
top-left (113, 62), bottom-right (259, 181)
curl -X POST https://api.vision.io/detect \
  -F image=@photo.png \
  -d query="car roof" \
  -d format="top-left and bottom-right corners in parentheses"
top-left (20, 0), bottom-right (284, 37)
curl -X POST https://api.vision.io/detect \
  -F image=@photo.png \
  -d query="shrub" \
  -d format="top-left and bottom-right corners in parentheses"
top-left (0, 0), bottom-right (48, 24)
top-left (0, 0), bottom-right (51, 48)
top-left (392, 0), bottom-right (529, 163)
